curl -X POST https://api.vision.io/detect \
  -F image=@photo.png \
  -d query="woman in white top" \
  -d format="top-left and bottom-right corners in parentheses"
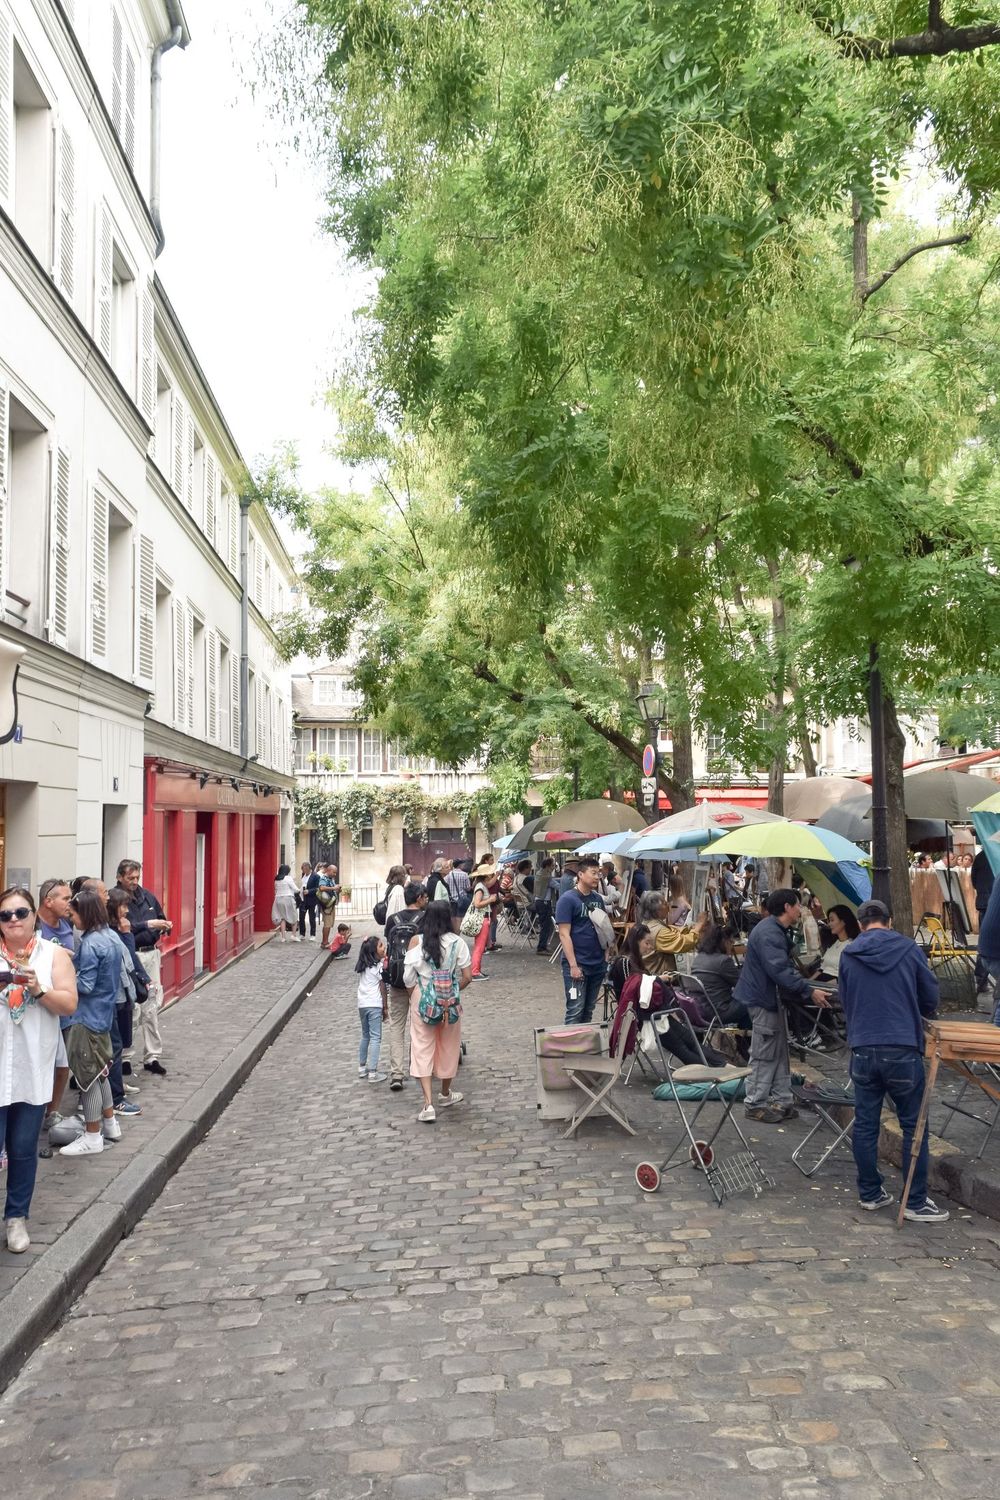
top-left (271, 865), bottom-right (300, 942)
top-left (820, 905), bottom-right (860, 979)
top-left (403, 900), bottom-right (472, 1123)
top-left (0, 886), bottom-right (77, 1252)
top-left (384, 865), bottom-right (408, 922)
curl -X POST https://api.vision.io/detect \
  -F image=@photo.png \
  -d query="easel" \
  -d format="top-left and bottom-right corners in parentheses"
top-left (897, 1019), bottom-right (1000, 1227)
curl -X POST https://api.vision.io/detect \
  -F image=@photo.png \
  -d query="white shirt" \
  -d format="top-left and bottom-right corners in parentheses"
top-left (0, 939), bottom-right (59, 1107)
top-left (357, 964), bottom-right (384, 1009)
top-left (821, 938), bottom-right (849, 978)
top-left (386, 885), bottom-right (406, 919)
top-left (403, 932), bottom-right (471, 991)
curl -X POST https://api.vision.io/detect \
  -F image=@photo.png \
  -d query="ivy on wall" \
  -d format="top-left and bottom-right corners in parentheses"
top-left (294, 780), bottom-right (522, 850)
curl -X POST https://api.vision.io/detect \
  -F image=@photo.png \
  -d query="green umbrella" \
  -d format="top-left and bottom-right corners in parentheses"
top-left (709, 823), bottom-right (869, 865)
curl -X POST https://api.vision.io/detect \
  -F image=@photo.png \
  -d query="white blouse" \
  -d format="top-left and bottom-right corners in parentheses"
top-left (0, 939), bottom-right (60, 1108)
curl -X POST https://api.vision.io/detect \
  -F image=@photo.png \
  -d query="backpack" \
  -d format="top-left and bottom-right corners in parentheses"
top-left (417, 943), bottom-right (462, 1027)
top-left (386, 916), bottom-right (419, 990)
top-left (316, 883), bottom-right (337, 910)
top-left (373, 885), bottom-right (390, 925)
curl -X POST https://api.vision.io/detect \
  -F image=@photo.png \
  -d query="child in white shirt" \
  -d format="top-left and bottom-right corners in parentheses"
top-left (355, 935), bottom-right (388, 1082)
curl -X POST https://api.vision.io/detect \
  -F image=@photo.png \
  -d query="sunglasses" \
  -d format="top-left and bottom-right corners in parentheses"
top-left (0, 907), bottom-right (33, 923)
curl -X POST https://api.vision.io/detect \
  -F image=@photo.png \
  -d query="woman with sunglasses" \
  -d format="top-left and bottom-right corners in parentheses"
top-left (0, 887), bottom-right (77, 1252)
top-left (59, 889), bottom-right (125, 1159)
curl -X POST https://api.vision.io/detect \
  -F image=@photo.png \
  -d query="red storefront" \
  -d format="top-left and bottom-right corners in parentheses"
top-left (142, 759), bottom-right (283, 1005)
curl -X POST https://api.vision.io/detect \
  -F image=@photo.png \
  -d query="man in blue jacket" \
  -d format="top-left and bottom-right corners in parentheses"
top-left (839, 899), bottom-right (946, 1222)
top-left (734, 889), bottom-right (829, 1124)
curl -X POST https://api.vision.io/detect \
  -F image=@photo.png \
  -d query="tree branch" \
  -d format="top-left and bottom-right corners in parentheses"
top-left (928, 0), bottom-right (944, 33)
top-left (828, 19), bottom-right (1000, 61)
top-left (861, 233), bottom-right (972, 303)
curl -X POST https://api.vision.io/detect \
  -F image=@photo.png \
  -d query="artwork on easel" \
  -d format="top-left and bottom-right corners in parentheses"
top-left (688, 863), bottom-right (711, 924)
top-left (618, 864), bottom-right (634, 922)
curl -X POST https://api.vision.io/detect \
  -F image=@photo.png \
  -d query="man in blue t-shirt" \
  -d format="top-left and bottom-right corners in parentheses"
top-left (37, 879), bottom-right (80, 1137)
top-left (555, 857), bottom-right (609, 1024)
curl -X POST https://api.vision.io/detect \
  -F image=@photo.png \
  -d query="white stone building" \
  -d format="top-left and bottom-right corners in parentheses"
top-left (0, 0), bottom-right (296, 999)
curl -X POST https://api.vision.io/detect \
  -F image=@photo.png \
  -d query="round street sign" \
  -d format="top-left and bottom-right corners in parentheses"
top-left (642, 744), bottom-right (656, 777)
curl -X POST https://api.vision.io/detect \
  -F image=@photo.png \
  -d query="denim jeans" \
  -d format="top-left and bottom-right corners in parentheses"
top-left (562, 965), bottom-right (605, 1025)
top-left (988, 962), bottom-right (1000, 1023)
top-left (1, 1102), bottom-right (46, 1219)
top-left (109, 1005), bottom-right (125, 1106)
top-left (850, 1045), bottom-right (928, 1206)
top-left (358, 1007), bottom-right (383, 1072)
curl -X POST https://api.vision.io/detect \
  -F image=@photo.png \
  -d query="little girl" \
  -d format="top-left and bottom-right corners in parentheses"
top-left (355, 935), bottom-right (388, 1082)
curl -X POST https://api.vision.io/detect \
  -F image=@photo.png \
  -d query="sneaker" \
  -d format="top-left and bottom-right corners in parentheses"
top-left (123, 1081), bottom-right (140, 1095)
top-left (121, 1061), bottom-right (133, 1076)
top-left (859, 1188), bottom-right (894, 1211)
top-left (744, 1105), bottom-right (785, 1124)
top-left (777, 1105), bottom-right (800, 1120)
top-left (143, 1060), bottom-right (167, 1076)
top-left (471, 974), bottom-right (489, 982)
top-left (115, 1100), bottom-right (142, 1116)
top-left (904, 1198), bottom-right (950, 1223)
top-left (389, 1078), bottom-right (404, 1091)
top-left (417, 1106), bottom-right (436, 1123)
top-left (367, 1071), bottom-right (387, 1083)
top-left (60, 1131), bottom-right (104, 1156)
top-left (5, 1218), bottom-right (29, 1254)
top-left (358, 1065), bottom-right (368, 1078)
top-left (438, 1091), bottom-right (464, 1108)
top-left (103, 1116), bottom-right (122, 1141)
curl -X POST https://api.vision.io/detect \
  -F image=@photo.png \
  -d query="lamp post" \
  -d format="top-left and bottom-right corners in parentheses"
top-left (636, 681), bottom-right (666, 825)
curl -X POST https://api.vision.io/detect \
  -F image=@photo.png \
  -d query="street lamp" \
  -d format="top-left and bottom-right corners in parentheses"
top-left (636, 681), bottom-right (665, 823)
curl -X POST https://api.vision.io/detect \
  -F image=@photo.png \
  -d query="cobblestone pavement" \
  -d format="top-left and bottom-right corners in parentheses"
top-left (0, 935), bottom-right (322, 1302)
top-left (6, 946), bottom-right (1000, 1499)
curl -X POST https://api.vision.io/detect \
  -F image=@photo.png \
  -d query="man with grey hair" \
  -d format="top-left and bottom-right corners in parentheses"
top-left (426, 859), bottom-right (451, 905)
top-left (117, 859), bottom-right (172, 1076)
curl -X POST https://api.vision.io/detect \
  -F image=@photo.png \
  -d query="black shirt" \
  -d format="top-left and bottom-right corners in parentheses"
top-left (127, 886), bottom-right (167, 951)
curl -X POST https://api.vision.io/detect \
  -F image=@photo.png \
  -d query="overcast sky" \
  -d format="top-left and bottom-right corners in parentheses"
top-left (157, 0), bottom-right (364, 495)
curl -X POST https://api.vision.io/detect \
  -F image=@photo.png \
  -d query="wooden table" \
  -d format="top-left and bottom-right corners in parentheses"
top-left (898, 1019), bottom-right (1000, 1226)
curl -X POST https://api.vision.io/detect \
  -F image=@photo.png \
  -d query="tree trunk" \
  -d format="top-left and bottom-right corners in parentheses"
top-left (766, 564), bottom-right (788, 814)
top-left (662, 653), bottom-right (695, 812)
top-left (883, 691), bottom-right (913, 932)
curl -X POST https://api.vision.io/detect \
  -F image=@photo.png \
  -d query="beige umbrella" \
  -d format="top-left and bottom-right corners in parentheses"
top-left (538, 798), bottom-right (647, 836)
top-left (784, 777), bottom-right (871, 822)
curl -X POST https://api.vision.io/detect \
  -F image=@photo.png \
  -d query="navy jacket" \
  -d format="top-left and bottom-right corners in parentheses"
top-left (838, 928), bottom-right (939, 1051)
top-left (733, 915), bottom-right (812, 1013)
top-left (980, 875), bottom-right (1000, 966)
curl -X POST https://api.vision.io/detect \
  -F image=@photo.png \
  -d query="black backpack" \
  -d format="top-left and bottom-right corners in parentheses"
top-left (373, 885), bottom-right (390, 925)
top-left (386, 916), bottom-right (420, 989)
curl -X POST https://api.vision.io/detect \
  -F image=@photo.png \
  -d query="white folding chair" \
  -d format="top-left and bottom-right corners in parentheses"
top-left (560, 1009), bottom-right (637, 1139)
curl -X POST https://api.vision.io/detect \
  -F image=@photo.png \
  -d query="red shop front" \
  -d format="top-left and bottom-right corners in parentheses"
top-left (142, 759), bottom-right (282, 1006)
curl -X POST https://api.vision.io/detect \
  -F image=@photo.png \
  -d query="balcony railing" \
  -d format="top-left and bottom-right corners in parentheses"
top-left (296, 768), bottom-right (490, 795)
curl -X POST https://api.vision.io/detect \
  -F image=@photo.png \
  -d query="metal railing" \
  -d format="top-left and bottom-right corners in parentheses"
top-left (328, 884), bottom-right (381, 921)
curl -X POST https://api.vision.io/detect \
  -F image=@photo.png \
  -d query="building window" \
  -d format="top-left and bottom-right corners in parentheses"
top-left (12, 44), bottom-right (52, 266)
top-left (315, 727), bottom-right (358, 772)
top-left (313, 676), bottom-right (338, 706)
top-left (111, 246), bottom-right (136, 397)
top-left (385, 740), bottom-right (398, 774)
top-left (359, 824), bottom-right (374, 850)
top-left (362, 729), bottom-right (382, 773)
top-left (294, 729), bottom-right (312, 771)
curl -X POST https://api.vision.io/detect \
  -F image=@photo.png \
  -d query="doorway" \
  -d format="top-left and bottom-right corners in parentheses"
top-left (193, 832), bottom-right (206, 977)
top-left (102, 804), bottom-right (128, 888)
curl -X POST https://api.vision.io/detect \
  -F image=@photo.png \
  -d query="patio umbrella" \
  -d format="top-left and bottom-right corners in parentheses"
top-left (492, 832), bottom-right (518, 850)
top-left (901, 769), bottom-right (996, 821)
top-left (784, 777), bottom-right (871, 822)
top-left (639, 800), bottom-right (784, 841)
top-left (709, 822), bottom-right (870, 866)
top-left (972, 791), bottom-right (1000, 877)
top-left (817, 799), bottom-right (949, 850)
top-left (796, 858), bottom-right (872, 910)
top-left (541, 798), bottom-right (648, 835)
top-left (575, 832), bottom-right (642, 857)
top-left (971, 790), bottom-right (1000, 814)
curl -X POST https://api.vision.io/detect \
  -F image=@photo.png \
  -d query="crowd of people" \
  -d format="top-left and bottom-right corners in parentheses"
top-left (0, 862), bottom-right (172, 1254)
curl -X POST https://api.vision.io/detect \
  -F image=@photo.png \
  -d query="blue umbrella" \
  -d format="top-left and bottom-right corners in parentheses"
top-left (629, 827), bottom-right (726, 857)
top-left (497, 848), bottom-right (528, 865)
top-left (575, 832), bottom-right (642, 857)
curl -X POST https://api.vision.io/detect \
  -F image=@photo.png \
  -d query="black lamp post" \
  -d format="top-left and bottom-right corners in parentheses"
top-left (636, 681), bottom-right (666, 825)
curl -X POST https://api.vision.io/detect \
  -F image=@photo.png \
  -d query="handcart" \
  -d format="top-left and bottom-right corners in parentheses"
top-left (635, 1062), bottom-right (773, 1206)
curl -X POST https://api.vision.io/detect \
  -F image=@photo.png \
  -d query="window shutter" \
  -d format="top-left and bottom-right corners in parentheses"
top-left (96, 202), bottom-right (113, 359)
top-left (204, 452), bottom-right (217, 547)
top-left (90, 485), bottom-right (109, 660)
top-left (206, 627), bottom-right (218, 742)
top-left (184, 605), bottom-right (194, 730)
top-left (228, 494), bottom-right (238, 573)
top-left (140, 280), bottom-right (155, 426)
top-left (0, 8), bottom-right (11, 210)
top-left (184, 409), bottom-right (194, 511)
top-left (111, 9), bottom-right (123, 138)
top-left (230, 653), bottom-right (240, 750)
top-left (54, 126), bottom-right (76, 300)
top-left (0, 384), bottom-right (8, 607)
top-left (255, 679), bottom-right (265, 761)
top-left (134, 533), bottom-right (155, 687)
top-left (124, 43), bottom-right (136, 168)
top-left (254, 534), bottom-right (264, 608)
top-left (48, 445), bottom-right (70, 647)
top-left (171, 392), bottom-right (184, 495)
top-left (171, 597), bottom-right (184, 727)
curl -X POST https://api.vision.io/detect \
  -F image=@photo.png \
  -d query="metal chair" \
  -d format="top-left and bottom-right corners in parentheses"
top-left (560, 1006), bottom-right (637, 1139)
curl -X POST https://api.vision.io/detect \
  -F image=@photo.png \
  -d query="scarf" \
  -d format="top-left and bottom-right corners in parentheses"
top-left (1, 933), bottom-right (38, 1027)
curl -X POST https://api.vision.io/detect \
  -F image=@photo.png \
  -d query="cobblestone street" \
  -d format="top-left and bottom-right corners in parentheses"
top-left (6, 947), bottom-right (1000, 1499)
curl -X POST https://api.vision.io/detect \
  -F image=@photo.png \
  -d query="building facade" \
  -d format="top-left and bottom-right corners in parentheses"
top-left (0, 0), bottom-right (296, 1000)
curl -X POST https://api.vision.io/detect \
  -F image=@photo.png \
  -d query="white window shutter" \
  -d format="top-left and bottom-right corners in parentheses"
top-left (254, 535), bottom-right (264, 608)
top-left (140, 280), bottom-right (155, 426)
top-left (0, 8), bottom-right (11, 211)
top-left (134, 533), bottom-right (155, 687)
top-left (171, 597), bottom-right (184, 727)
top-left (90, 485), bottom-right (109, 660)
top-left (124, 43), bottom-right (136, 168)
top-left (172, 392), bottom-right (184, 495)
top-left (96, 202), bottom-right (112, 359)
top-left (204, 452), bottom-right (217, 547)
top-left (0, 384), bottom-right (8, 608)
top-left (228, 493), bottom-right (238, 573)
top-left (111, 9), bottom-right (123, 139)
top-left (54, 126), bottom-right (76, 300)
top-left (48, 445), bottom-right (70, 647)
top-left (255, 679), bottom-right (265, 761)
top-left (206, 627), bottom-right (218, 742)
top-left (184, 409), bottom-right (194, 511)
top-left (184, 604), bottom-right (194, 730)
top-left (230, 653), bottom-right (240, 750)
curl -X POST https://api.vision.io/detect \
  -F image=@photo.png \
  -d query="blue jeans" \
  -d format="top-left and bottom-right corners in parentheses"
top-left (1, 1102), bottom-right (46, 1219)
top-left (358, 1008), bottom-right (383, 1072)
top-left (562, 965), bottom-right (605, 1025)
top-left (850, 1045), bottom-right (928, 1207)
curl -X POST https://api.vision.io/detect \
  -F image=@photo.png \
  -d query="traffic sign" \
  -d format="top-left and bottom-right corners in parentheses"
top-left (642, 744), bottom-right (656, 777)
top-left (640, 775), bottom-right (656, 810)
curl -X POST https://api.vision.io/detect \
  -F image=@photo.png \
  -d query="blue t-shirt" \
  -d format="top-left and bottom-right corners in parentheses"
top-left (39, 917), bottom-right (78, 1030)
top-left (555, 887), bottom-right (606, 971)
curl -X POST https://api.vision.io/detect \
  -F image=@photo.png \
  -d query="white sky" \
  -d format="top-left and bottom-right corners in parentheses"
top-left (156, 0), bottom-right (366, 497)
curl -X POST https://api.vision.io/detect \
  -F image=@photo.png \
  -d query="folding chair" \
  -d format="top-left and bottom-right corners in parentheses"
top-left (674, 973), bottom-right (747, 1061)
top-left (937, 1062), bottom-right (1000, 1161)
top-left (790, 1081), bottom-right (855, 1177)
top-left (560, 1006), bottom-right (637, 1139)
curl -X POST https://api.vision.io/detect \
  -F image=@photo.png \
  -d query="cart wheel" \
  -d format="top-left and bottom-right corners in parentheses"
top-left (635, 1161), bottom-right (660, 1193)
top-left (689, 1140), bottom-right (714, 1169)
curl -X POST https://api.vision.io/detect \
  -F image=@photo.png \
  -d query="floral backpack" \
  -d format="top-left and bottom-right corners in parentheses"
top-left (417, 942), bottom-right (462, 1027)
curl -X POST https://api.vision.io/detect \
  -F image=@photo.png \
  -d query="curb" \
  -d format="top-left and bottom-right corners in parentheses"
top-left (878, 1116), bottom-right (1000, 1222)
top-left (0, 946), bottom-right (333, 1395)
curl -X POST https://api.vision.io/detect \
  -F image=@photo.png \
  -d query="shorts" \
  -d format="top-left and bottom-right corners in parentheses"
top-left (55, 1029), bottom-right (68, 1069)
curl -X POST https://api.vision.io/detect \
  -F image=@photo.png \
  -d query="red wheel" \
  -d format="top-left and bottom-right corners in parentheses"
top-left (689, 1140), bottom-right (714, 1169)
top-left (635, 1161), bottom-right (661, 1193)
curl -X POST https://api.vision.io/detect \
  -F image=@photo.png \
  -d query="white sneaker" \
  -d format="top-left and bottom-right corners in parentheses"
top-left (358, 1065), bottom-right (368, 1077)
top-left (437, 1091), bottom-right (464, 1108)
top-left (123, 1081), bottom-right (140, 1095)
top-left (60, 1131), bottom-right (104, 1156)
top-left (5, 1217), bottom-right (29, 1254)
top-left (367, 1071), bottom-right (387, 1083)
top-left (417, 1106), bottom-right (436, 1123)
top-left (103, 1116), bottom-right (122, 1142)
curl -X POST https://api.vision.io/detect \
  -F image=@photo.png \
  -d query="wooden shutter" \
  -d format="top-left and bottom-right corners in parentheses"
top-left (96, 202), bottom-right (113, 359)
top-left (206, 628), bottom-right (218, 742)
top-left (253, 534), bottom-right (264, 608)
top-left (54, 126), bottom-right (76, 300)
top-left (134, 533), bottom-right (155, 687)
top-left (0, 8), bottom-right (11, 210)
top-left (184, 605), bottom-right (194, 729)
top-left (204, 452), bottom-right (217, 547)
top-left (230, 653), bottom-right (240, 750)
top-left (124, 43), bottom-right (136, 167)
top-left (90, 485), bottom-right (109, 659)
top-left (228, 492), bottom-right (238, 573)
top-left (139, 280), bottom-right (155, 426)
top-left (255, 678), bottom-right (265, 761)
top-left (184, 409), bottom-right (194, 511)
top-left (111, 9), bottom-right (123, 138)
top-left (171, 392), bottom-right (184, 495)
top-left (48, 446), bottom-right (70, 646)
top-left (0, 384), bottom-right (8, 608)
top-left (171, 597), bottom-right (184, 727)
